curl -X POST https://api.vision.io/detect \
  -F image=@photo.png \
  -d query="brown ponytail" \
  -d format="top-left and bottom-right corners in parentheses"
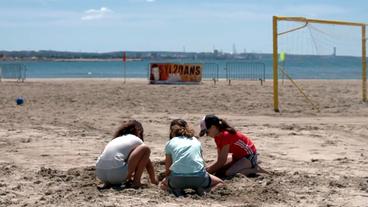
top-left (113, 120), bottom-right (144, 141)
top-left (218, 118), bottom-right (236, 134)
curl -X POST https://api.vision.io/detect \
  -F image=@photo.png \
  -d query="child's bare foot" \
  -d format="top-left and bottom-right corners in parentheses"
top-left (256, 165), bottom-right (270, 174)
top-left (131, 182), bottom-right (142, 189)
top-left (97, 182), bottom-right (112, 190)
top-left (150, 176), bottom-right (159, 185)
top-left (125, 180), bottom-right (144, 189)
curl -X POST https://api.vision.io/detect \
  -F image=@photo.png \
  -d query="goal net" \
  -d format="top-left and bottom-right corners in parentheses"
top-left (272, 16), bottom-right (367, 112)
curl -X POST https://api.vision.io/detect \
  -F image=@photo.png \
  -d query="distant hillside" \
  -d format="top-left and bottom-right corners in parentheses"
top-left (0, 50), bottom-right (268, 61)
top-left (0, 50), bottom-right (134, 60)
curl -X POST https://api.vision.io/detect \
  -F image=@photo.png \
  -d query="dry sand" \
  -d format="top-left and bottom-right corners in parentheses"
top-left (0, 79), bottom-right (367, 206)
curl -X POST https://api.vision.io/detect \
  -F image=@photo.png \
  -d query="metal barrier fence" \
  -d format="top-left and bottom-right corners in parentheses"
top-left (146, 61), bottom-right (266, 84)
top-left (0, 63), bottom-right (27, 82)
top-left (202, 62), bottom-right (219, 81)
top-left (225, 62), bottom-right (265, 85)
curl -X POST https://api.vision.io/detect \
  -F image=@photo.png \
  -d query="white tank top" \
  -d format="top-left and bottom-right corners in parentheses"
top-left (96, 134), bottom-right (143, 169)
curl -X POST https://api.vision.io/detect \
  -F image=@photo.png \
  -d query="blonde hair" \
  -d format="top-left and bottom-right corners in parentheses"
top-left (169, 119), bottom-right (194, 139)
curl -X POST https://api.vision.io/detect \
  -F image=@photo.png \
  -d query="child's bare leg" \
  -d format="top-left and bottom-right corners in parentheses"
top-left (238, 164), bottom-right (270, 176)
top-left (132, 145), bottom-right (150, 186)
top-left (225, 158), bottom-right (252, 177)
top-left (209, 174), bottom-right (224, 191)
top-left (126, 144), bottom-right (151, 187)
top-left (238, 167), bottom-right (258, 176)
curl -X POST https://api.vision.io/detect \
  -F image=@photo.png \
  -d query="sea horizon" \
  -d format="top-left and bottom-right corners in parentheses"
top-left (0, 55), bottom-right (364, 80)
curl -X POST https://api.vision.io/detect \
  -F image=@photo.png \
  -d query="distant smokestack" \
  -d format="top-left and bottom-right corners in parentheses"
top-left (232, 43), bottom-right (237, 55)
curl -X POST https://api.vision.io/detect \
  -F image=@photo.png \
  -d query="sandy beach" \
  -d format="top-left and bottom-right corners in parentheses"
top-left (0, 79), bottom-right (367, 206)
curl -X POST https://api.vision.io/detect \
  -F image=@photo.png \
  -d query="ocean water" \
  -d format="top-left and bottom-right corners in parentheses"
top-left (1, 56), bottom-right (364, 79)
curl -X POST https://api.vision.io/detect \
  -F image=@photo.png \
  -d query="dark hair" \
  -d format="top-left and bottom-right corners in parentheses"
top-left (205, 115), bottom-right (236, 135)
top-left (169, 119), bottom-right (195, 139)
top-left (113, 120), bottom-right (144, 141)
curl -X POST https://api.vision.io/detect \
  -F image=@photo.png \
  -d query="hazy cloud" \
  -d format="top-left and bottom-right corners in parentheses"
top-left (81, 7), bottom-right (112, 21)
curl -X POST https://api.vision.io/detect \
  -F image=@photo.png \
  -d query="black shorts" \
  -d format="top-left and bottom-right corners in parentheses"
top-left (168, 171), bottom-right (211, 190)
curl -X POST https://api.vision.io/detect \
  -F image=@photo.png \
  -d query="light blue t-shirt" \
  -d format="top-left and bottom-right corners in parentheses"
top-left (165, 136), bottom-right (205, 174)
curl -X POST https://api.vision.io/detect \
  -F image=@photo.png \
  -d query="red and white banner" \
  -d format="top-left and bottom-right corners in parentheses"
top-left (149, 63), bottom-right (202, 84)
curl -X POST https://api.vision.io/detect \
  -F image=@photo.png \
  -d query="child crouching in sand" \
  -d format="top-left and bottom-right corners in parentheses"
top-left (160, 119), bottom-right (223, 196)
top-left (96, 120), bottom-right (158, 188)
top-left (199, 115), bottom-right (268, 178)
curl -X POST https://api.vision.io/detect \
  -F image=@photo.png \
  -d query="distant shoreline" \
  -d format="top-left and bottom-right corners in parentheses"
top-left (51, 58), bottom-right (144, 62)
top-left (1, 58), bottom-right (143, 62)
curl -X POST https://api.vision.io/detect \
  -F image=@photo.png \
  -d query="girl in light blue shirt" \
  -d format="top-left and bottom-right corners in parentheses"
top-left (160, 119), bottom-right (223, 196)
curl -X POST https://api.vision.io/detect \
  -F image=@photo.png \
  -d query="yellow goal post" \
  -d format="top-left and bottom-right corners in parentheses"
top-left (272, 16), bottom-right (367, 112)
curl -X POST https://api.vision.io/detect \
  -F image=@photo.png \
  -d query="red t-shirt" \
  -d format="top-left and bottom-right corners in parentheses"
top-left (214, 131), bottom-right (256, 160)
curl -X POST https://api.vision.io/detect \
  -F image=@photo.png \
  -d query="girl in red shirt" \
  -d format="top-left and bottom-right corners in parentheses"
top-left (199, 114), bottom-right (268, 177)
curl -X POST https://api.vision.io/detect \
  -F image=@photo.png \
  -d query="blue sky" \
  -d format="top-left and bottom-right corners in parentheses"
top-left (0, 0), bottom-right (367, 53)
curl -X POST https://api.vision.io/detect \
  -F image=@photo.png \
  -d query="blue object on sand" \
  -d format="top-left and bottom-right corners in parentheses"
top-left (16, 97), bottom-right (24, 105)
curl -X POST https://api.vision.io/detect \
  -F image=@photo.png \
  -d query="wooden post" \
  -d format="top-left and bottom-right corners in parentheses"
top-left (273, 16), bottom-right (280, 112)
top-left (362, 25), bottom-right (367, 102)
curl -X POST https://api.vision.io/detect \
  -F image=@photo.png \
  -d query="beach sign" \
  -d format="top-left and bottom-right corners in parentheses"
top-left (149, 63), bottom-right (202, 84)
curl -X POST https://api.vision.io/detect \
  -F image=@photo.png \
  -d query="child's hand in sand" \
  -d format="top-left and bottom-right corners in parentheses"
top-left (159, 177), bottom-right (168, 190)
